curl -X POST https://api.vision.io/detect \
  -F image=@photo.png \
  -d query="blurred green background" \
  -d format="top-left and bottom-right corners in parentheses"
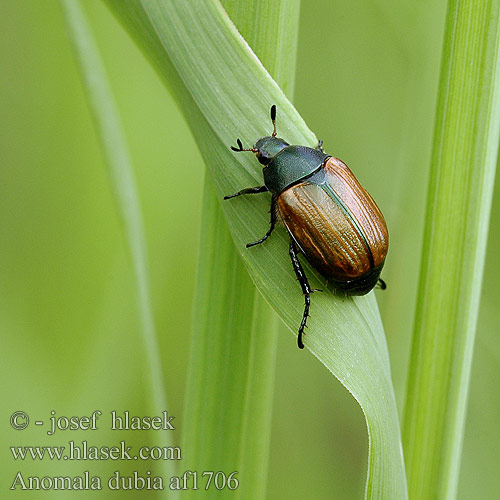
top-left (1, 1), bottom-right (498, 498)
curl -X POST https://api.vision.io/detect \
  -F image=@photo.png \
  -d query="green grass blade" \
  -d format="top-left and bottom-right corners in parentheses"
top-left (182, 179), bottom-right (279, 498)
top-left (60, 0), bottom-right (178, 490)
top-left (181, 2), bottom-right (297, 497)
top-left (403, 1), bottom-right (500, 499)
top-left (104, 1), bottom-right (407, 498)
top-left (182, 1), bottom-right (299, 498)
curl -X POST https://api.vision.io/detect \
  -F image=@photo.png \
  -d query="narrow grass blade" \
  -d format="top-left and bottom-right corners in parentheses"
top-left (403, 1), bottom-right (500, 499)
top-left (60, 0), bottom-right (177, 491)
top-left (182, 177), bottom-right (279, 498)
top-left (104, 1), bottom-right (408, 498)
top-left (181, 2), bottom-right (297, 497)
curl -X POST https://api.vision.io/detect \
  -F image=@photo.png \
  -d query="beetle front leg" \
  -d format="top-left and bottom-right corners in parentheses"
top-left (289, 239), bottom-right (312, 349)
top-left (316, 139), bottom-right (325, 153)
top-left (224, 185), bottom-right (268, 200)
top-left (246, 195), bottom-right (277, 248)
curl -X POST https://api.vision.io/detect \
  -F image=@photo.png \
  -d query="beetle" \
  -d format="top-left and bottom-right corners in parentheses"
top-left (224, 105), bottom-right (388, 349)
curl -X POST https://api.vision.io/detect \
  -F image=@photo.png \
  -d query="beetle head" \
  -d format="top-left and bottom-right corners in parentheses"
top-left (230, 105), bottom-right (289, 165)
top-left (253, 136), bottom-right (289, 165)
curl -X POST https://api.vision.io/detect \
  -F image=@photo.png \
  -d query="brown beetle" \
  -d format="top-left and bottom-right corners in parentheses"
top-left (225, 106), bottom-right (388, 348)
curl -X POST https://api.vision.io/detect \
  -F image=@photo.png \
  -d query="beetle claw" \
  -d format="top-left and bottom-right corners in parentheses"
top-left (316, 139), bottom-right (325, 153)
top-left (377, 278), bottom-right (387, 290)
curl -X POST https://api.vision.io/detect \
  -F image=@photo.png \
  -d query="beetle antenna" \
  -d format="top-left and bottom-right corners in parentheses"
top-left (270, 105), bottom-right (277, 137)
top-left (230, 138), bottom-right (257, 153)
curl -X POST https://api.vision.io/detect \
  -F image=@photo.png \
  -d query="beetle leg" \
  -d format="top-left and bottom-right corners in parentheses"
top-left (377, 278), bottom-right (387, 290)
top-left (246, 195), bottom-right (277, 247)
top-left (289, 239), bottom-right (312, 349)
top-left (224, 185), bottom-right (268, 200)
top-left (315, 139), bottom-right (325, 153)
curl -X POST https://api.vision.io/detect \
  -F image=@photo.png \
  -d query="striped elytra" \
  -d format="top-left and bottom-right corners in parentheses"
top-left (277, 156), bottom-right (388, 294)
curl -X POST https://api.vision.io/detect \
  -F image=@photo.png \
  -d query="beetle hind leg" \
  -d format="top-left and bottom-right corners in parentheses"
top-left (246, 195), bottom-right (277, 248)
top-left (288, 239), bottom-right (313, 349)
